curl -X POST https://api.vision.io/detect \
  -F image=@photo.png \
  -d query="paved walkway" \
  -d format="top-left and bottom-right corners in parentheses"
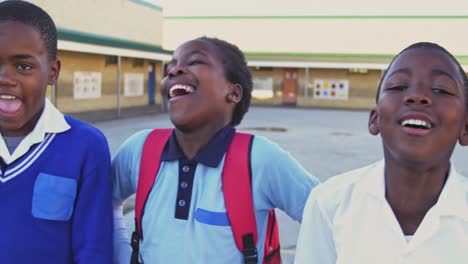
top-left (68, 104), bottom-right (163, 124)
top-left (94, 106), bottom-right (468, 264)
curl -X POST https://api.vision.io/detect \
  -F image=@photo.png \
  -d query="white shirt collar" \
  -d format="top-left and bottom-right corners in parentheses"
top-left (357, 159), bottom-right (468, 221)
top-left (433, 164), bottom-right (468, 220)
top-left (0, 98), bottom-right (70, 164)
top-left (356, 159), bottom-right (386, 199)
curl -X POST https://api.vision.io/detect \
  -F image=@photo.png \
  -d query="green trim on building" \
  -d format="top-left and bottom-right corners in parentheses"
top-left (245, 52), bottom-right (393, 64)
top-left (128, 0), bottom-right (163, 11)
top-left (245, 51), bottom-right (468, 64)
top-left (165, 15), bottom-right (468, 20)
top-left (57, 28), bottom-right (172, 54)
top-left (56, 28), bottom-right (468, 64)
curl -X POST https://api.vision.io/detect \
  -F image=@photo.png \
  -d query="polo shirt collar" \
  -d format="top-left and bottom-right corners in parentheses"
top-left (0, 98), bottom-right (70, 164)
top-left (358, 159), bottom-right (468, 221)
top-left (161, 126), bottom-right (236, 168)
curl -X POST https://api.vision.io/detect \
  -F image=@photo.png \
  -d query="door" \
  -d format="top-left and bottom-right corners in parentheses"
top-left (282, 68), bottom-right (297, 105)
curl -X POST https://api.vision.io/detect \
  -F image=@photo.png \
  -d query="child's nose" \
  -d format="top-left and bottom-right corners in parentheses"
top-left (167, 65), bottom-right (186, 78)
top-left (403, 86), bottom-right (432, 106)
top-left (0, 65), bottom-right (16, 86)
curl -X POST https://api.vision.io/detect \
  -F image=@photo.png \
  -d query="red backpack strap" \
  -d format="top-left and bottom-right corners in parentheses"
top-left (134, 128), bottom-right (173, 237)
top-left (263, 210), bottom-right (281, 264)
top-left (131, 128), bottom-right (172, 264)
top-left (222, 132), bottom-right (258, 264)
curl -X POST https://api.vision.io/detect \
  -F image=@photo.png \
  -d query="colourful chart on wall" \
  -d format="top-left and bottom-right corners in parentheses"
top-left (313, 79), bottom-right (349, 100)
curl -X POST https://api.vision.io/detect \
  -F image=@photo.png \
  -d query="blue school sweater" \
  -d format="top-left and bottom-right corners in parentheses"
top-left (0, 116), bottom-right (113, 264)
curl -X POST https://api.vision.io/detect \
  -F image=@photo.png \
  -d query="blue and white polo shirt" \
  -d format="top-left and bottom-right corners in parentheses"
top-left (112, 126), bottom-right (319, 264)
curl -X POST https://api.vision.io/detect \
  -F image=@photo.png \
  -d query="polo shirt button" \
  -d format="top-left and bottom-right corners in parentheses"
top-left (182, 165), bottom-right (190, 172)
top-left (181, 182), bottom-right (188, 189)
top-left (178, 199), bottom-right (186, 207)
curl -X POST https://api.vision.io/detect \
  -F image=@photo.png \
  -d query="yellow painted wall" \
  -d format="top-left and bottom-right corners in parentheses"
top-left (56, 50), bottom-right (163, 113)
top-left (250, 67), bottom-right (381, 109)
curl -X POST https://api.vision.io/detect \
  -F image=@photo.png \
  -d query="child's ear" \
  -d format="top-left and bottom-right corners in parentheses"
top-left (458, 115), bottom-right (468, 146)
top-left (368, 108), bottom-right (380, 135)
top-left (48, 59), bottom-right (61, 85)
top-left (226, 84), bottom-right (242, 103)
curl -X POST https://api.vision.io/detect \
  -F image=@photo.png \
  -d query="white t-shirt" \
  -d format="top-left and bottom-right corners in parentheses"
top-left (295, 160), bottom-right (468, 264)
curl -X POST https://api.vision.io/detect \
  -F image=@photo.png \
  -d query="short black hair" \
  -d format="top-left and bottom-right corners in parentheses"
top-left (0, 0), bottom-right (57, 61)
top-left (196, 36), bottom-right (253, 126)
top-left (376, 42), bottom-right (468, 110)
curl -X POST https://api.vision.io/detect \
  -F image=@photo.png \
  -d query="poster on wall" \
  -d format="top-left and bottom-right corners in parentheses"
top-left (313, 79), bottom-right (349, 100)
top-left (124, 73), bottom-right (144, 97)
top-left (73, 72), bottom-right (102, 99)
top-left (252, 77), bottom-right (274, 99)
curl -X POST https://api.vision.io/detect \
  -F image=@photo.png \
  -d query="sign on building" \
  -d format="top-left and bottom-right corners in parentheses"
top-left (124, 73), bottom-right (145, 97)
top-left (313, 79), bottom-right (349, 100)
top-left (252, 77), bottom-right (274, 99)
top-left (73, 72), bottom-right (102, 99)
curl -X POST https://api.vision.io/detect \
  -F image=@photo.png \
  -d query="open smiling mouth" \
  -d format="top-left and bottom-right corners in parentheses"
top-left (400, 119), bottom-right (433, 130)
top-left (169, 84), bottom-right (195, 99)
top-left (0, 94), bottom-right (22, 116)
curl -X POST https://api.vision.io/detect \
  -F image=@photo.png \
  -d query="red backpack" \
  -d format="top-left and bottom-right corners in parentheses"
top-left (130, 128), bottom-right (281, 264)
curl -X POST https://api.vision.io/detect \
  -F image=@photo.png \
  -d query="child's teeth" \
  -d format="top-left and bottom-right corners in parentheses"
top-left (169, 84), bottom-right (194, 98)
top-left (401, 119), bottom-right (432, 129)
top-left (0, 95), bottom-right (16, 99)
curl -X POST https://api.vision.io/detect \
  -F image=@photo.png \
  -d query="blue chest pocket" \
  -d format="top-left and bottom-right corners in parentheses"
top-left (32, 173), bottom-right (77, 221)
top-left (195, 208), bottom-right (231, 226)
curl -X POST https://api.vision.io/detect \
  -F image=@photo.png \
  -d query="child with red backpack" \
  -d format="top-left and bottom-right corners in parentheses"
top-left (112, 37), bottom-right (319, 264)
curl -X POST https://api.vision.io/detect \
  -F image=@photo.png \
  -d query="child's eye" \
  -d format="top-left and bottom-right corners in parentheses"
top-left (386, 85), bottom-right (407, 91)
top-left (432, 87), bottom-right (455, 96)
top-left (189, 60), bottom-right (204, 66)
top-left (17, 64), bottom-right (32, 71)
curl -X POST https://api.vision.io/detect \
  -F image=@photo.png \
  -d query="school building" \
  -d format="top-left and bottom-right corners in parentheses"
top-left (32, 0), bottom-right (468, 113)
top-left (31, 0), bottom-right (170, 114)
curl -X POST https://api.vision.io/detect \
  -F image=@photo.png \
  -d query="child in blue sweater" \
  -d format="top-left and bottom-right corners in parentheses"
top-left (0, 1), bottom-right (113, 263)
